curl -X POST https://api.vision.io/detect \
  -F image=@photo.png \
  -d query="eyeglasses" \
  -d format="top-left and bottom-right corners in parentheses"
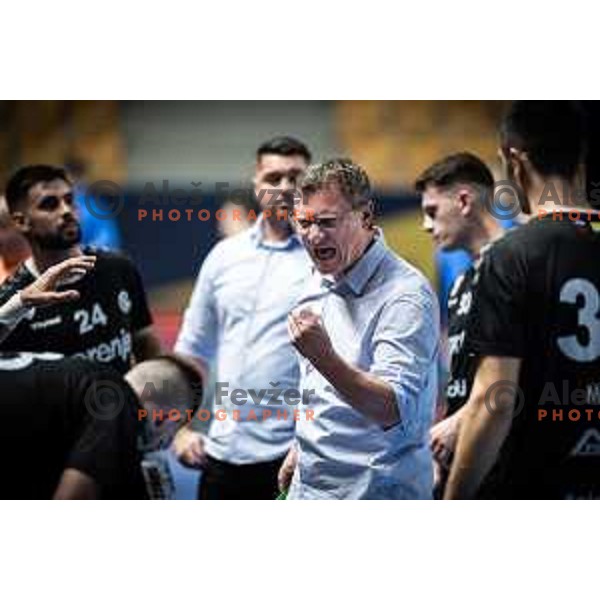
top-left (292, 210), bottom-right (356, 233)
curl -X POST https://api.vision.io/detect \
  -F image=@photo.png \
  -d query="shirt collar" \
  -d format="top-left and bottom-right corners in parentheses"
top-left (249, 213), bottom-right (301, 250)
top-left (24, 249), bottom-right (92, 281)
top-left (319, 229), bottom-right (387, 297)
top-left (24, 257), bottom-right (41, 278)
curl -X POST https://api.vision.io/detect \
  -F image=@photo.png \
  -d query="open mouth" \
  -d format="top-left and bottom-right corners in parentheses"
top-left (314, 247), bottom-right (336, 261)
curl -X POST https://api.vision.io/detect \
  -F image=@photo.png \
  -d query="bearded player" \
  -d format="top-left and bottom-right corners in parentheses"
top-left (0, 165), bottom-right (161, 373)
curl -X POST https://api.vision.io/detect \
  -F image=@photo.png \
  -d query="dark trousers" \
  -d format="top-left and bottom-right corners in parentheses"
top-left (198, 454), bottom-right (285, 500)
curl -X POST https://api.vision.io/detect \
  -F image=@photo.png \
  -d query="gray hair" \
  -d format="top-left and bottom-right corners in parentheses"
top-left (300, 158), bottom-right (373, 210)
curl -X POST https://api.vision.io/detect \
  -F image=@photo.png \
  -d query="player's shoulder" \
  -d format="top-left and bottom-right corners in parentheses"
top-left (57, 353), bottom-right (116, 377)
top-left (84, 246), bottom-right (140, 276)
top-left (207, 232), bottom-right (244, 258)
top-left (85, 245), bottom-right (131, 264)
top-left (50, 356), bottom-right (139, 420)
top-left (200, 226), bottom-right (260, 270)
top-left (217, 225), bottom-right (259, 253)
top-left (448, 263), bottom-right (477, 302)
top-left (487, 215), bottom-right (577, 264)
top-left (51, 354), bottom-right (135, 399)
top-left (477, 221), bottom-right (532, 269)
top-left (0, 352), bottom-right (78, 386)
top-left (0, 262), bottom-right (35, 304)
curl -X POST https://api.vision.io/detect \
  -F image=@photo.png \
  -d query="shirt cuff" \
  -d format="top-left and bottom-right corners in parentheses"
top-left (0, 292), bottom-right (33, 328)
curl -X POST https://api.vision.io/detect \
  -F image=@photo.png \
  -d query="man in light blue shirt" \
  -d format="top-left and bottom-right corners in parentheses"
top-left (282, 158), bottom-right (440, 499)
top-left (174, 137), bottom-right (313, 499)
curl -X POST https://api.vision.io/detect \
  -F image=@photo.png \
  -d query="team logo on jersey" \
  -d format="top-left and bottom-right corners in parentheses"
top-left (569, 429), bottom-right (600, 457)
top-left (118, 289), bottom-right (132, 315)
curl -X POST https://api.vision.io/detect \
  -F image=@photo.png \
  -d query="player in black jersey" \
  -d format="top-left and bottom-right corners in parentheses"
top-left (0, 352), bottom-right (146, 499)
top-left (0, 165), bottom-right (161, 373)
top-left (445, 101), bottom-right (600, 499)
top-left (0, 254), bottom-right (199, 499)
top-left (416, 153), bottom-right (504, 482)
top-left (0, 350), bottom-right (202, 499)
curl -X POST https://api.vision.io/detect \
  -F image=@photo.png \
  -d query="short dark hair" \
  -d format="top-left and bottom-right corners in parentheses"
top-left (500, 101), bottom-right (587, 180)
top-left (415, 152), bottom-right (494, 193)
top-left (257, 136), bottom-right (312, 163)
top-left (5, 165), bottom-right (71, 213)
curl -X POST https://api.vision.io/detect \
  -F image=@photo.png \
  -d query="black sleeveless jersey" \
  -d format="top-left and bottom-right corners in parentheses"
top-left (467, 212), bottom-right (600, 498)
top-left (0, 352), bottom-right (145, 499)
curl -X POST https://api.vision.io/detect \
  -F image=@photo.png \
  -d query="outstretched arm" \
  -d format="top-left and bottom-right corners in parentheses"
top-left (0, 255), bottom-right (96, 345)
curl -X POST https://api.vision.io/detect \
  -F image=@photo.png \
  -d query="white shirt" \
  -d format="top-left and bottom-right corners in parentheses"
top-left (288, 234), bottom-right (440, 499)
top-left (175, 217), bottom-right (312, 464)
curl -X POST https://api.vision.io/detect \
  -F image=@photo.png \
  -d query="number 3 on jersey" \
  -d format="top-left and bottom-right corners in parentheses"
top-left (74, 303), bottom-right (108, 335)
top-left (557, 278), bottom-right (600, 362)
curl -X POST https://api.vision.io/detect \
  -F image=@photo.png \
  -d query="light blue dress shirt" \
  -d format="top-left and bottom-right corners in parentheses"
top-left (288, 232), bottom-right (440, 499)
top-left (175, 217), bottom-right (312, 464)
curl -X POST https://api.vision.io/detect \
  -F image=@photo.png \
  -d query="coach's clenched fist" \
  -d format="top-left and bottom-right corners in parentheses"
top-left (287, 308), bottom-right (333, 365)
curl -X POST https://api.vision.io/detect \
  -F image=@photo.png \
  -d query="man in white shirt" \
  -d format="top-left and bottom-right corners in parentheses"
top-left (173, 137), bottom-right (313, 499)
top-left (282, 158), bottom-right (440, 499)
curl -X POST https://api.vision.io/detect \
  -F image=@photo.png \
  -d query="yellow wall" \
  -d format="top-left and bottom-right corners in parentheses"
top-left (0, 101), bottom-right (125, 186)
top-left (336, 100), bottom-right (508, 189)
top-left (381, 208), bottom-right (436, 285)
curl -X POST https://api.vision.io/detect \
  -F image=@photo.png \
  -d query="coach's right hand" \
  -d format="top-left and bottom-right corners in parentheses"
top-left (21, 255), bottom-right (96, 307)
top-left (173, 426), bottom-right (207, 469)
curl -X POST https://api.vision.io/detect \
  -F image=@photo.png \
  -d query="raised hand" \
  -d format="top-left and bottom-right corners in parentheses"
top-left (20, 255), bottom-right (96, 307)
